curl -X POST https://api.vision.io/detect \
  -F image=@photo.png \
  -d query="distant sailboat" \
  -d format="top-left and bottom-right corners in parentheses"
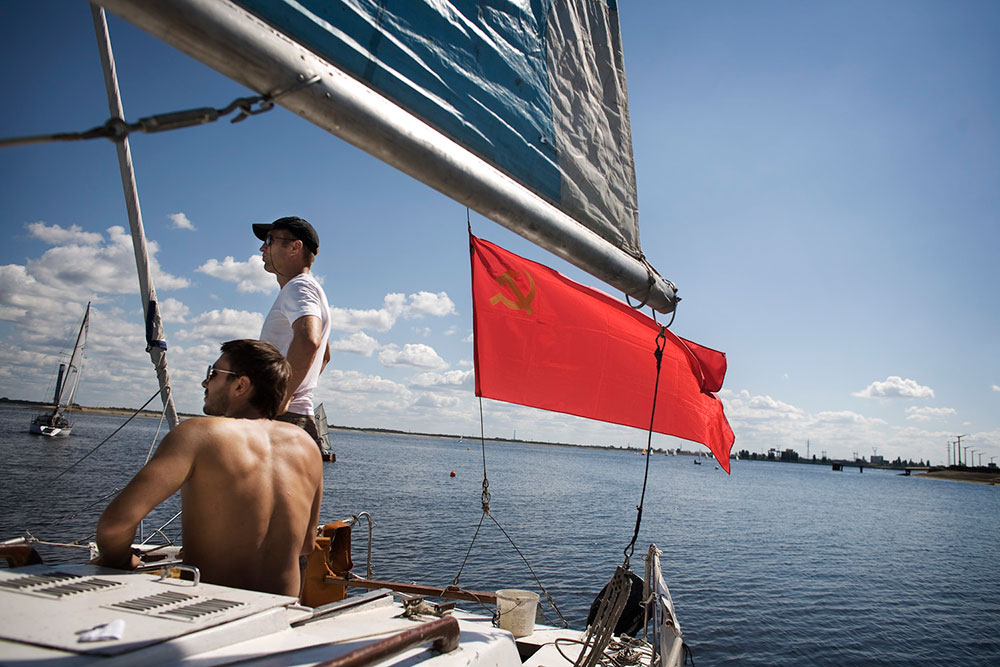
top-left (313, 403), bottom-right (335, 462)
top-left (30, 302), bottom-right (90, 437)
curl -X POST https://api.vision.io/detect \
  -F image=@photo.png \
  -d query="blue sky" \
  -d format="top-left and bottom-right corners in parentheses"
top-left (1, 1), bottom-right (997, 466)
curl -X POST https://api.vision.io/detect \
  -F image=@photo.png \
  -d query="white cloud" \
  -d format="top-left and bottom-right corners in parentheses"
top-left (725, 390), bottom-right (805, 420)
top-left (330, 291), bottom-right (456, 333)
top-left (324, 369), bottom-right (411, 395)
top-left (410, 369), bottom-right (474, 388)
top-left (813, 410), bottom-right (886, 426)
top-left (330, 332), bottom-right (379, 356)
top-left (196, 255), bottom-right (274, 294)
top-left (173, 308), bottom-right (263, 342)
top-left (404, 291), bottom-right (456, 318)
top-left (905, 406), bottom-right (957, 421)
top-left (2, 225), bottom-right (188, 318)
top-left (378, 343), bottom-right (448, 370)
top-left (993, 384), bottom-right (1000, 392)
top-left (852, 376), bottom-right (934, 399)
top-left (168, 212), bottom-right (195, 230)
top-left (414, 393), bottom-right (461, 408)
top-left (158, 297), bottom-right (190, 324)
top-left (27, 221), bottom-right (102, 246)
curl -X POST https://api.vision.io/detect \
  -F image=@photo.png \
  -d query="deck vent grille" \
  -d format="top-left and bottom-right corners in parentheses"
top-left (0, 571), bottom-right (83, 591)
top-left (36, 577), bottom-right (120, 598)
top-left (157, 597), bottom-right (244, 620)
top-left (111, 590), bottom-right (195, 612)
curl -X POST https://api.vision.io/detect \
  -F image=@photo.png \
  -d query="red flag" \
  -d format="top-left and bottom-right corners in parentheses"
top-left (471, 234), bottom-right (735, 472)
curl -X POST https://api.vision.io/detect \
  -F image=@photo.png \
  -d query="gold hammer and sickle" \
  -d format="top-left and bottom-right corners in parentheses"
top-left (490, 269), bottom-right (536, 314)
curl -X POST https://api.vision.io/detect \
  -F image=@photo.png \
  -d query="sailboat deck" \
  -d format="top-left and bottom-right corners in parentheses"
top-left (0, 564), bottom-right (529, 666)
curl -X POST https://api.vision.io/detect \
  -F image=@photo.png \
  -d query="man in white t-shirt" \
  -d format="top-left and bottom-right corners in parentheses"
top-left (253, 216), bottom-right (332, 453)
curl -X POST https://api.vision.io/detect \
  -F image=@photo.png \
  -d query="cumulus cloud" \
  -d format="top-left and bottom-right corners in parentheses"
top-left (330, 291), bottom-right (456, 332)
top-left (409, 369), bottom-right (474, 388)
top-left (993, 384), bottom-right (1000, 392)
top-left (330, 332), bottom-right (379, 356)
top-left (813, 410), bottom-right (886, 426)
top-left (3, 224), bottom-right (188, 315)
top-left (158, 297), bottom-right (190, 324)
top-left (905, 406), bottom-right (957, 421)
top-left (378, 343), bottom-right (448, 370)
top-left (324, 369), bottom-right (410, 395)
top-left (196, 255), bottom-right (274, 294)
top-left (852, 376), bottom-right (934, 399)
top-left (724, 390), bottom-right (805, 420)
top-left (173, 308), bottom-right (263, 342)
top-left (168, 213), bottom-right (195, 230)
top-left (414, 393), bottom-right (461, 408)
top-left (27, 221), bottom-right (102, 246)
top-left (405, 291), bottom-right (456, 318)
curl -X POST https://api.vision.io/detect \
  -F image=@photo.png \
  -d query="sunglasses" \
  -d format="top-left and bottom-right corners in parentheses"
top-left (264, 233), bottom-right (298, 246)
top-left (205, 365), bottom-right (241, 382)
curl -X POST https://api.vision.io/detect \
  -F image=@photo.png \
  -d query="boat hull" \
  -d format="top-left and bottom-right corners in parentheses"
top-left (29, 421), bottom-right (70, 437)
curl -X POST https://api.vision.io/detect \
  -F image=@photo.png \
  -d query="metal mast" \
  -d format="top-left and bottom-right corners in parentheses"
top-left (91, 4), bottom-right (179, 428)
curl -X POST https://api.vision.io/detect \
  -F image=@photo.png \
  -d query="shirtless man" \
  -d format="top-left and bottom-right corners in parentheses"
top-left (93, 339), bottom-right (323, 597)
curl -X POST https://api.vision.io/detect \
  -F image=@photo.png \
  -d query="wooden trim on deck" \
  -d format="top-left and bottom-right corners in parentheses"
top-left (314, 616), bottom-right (460, 667)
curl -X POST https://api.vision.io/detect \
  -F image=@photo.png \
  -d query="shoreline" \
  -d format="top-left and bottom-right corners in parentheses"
top-left (7, 400), bottom-right (998, 482)
top-left (916, 470), bottom-right (1000, 485)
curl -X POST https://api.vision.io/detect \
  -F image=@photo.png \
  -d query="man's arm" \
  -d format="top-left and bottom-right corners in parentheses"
top-left (321, 340), bottom-right (331, 373)
top-left (301, 475), bottom-right (323, 557)
top-left (94, 421), bottom-right (201, 569)
top-left (284, 315), bottom-right (324, 407)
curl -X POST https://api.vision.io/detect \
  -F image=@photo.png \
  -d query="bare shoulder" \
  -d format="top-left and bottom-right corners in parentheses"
top-left (269, 421), bottom-right (322, 464)
top-left (173, 416), bottom-right (244, 438)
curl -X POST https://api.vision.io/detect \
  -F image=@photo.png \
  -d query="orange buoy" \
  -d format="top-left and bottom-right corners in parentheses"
top-left (450, 470), bottom-right (456, 477)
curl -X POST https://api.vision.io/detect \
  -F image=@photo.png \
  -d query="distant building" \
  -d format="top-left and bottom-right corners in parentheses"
top-left (871, 455), bottom-right (884, 464)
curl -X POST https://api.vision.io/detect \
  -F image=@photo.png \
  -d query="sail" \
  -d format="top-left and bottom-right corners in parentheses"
top-left (54, 303), bottom-right (90, 418)
top-left (98, 0), bottom-right (677, 312)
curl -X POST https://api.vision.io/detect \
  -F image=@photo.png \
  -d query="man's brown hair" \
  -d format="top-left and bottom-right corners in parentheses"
top-left (219, 339), bottom-right (290, 419)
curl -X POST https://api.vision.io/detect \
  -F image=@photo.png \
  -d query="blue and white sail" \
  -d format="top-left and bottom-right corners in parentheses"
top-left (99, 0), bottom-right (677, 312)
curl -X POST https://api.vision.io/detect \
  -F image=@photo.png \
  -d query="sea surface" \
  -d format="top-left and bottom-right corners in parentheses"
top-left (1, 404), bottom-right (998, 665)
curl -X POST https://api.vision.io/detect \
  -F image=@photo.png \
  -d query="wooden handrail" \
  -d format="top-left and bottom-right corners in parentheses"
top-left (315, 616), bottom-right (460, 667)
top-left (325, 575), bottom-right (497, 605)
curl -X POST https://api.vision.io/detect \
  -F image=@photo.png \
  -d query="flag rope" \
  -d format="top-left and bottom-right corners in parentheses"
top-left (623, 327), bottom-right (667, 570)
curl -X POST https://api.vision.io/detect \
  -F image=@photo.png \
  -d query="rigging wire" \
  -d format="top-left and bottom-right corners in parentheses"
top-left (451, 394), bottom-right (569, 628)
top-left (52, 388), bottom-right (163, 481)
top-left (140, 390), bottom-right (176, 543)
top-left (144, 385), bottom-right (172, 465)
top-left (0, 75), bottom-right (321, 150)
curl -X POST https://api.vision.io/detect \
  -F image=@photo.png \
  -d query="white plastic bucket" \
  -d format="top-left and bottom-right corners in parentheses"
top-left (496, 589), bottom-right (539, 637)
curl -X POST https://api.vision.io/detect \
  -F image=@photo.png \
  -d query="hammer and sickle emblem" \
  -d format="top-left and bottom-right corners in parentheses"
top-left (490, 269), bottom-right (536, 314)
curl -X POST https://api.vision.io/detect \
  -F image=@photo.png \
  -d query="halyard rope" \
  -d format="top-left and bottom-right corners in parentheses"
top-left (623, 326), bottom-right (667, 570)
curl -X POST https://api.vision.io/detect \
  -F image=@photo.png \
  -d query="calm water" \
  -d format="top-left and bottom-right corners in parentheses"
top-left (1, 404), bottom-right (998, 665)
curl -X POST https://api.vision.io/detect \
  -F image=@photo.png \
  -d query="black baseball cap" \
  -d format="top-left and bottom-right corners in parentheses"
top-left (252, 216), bottom-right (319, 254)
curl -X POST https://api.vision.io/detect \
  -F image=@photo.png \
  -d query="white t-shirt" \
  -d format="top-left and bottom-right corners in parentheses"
top-left (260, 273), bottom-right (331, 415)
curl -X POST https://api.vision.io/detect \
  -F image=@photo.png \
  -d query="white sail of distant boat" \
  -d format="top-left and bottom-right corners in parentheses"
top-left (314, 403), bottom-right (335, 462)
top-left (30, 302), bottom-right (91, 437)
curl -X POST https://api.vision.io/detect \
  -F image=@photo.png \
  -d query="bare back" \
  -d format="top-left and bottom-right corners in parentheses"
top-left (178, 417), bottom-right (322, 596)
